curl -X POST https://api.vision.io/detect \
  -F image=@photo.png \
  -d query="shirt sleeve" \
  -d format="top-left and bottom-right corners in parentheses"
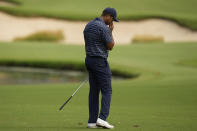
top-left (101, 27), bottom-right (112, 45)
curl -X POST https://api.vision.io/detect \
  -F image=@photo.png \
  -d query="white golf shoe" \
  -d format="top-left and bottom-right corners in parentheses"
top-left (96, 118), bottom-right (114, 129)
top-left (87, 123), bottom-right (98, 128)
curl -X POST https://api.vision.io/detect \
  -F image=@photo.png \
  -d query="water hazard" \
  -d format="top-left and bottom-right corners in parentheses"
top-left (0, 66), bottom-right (125, 85)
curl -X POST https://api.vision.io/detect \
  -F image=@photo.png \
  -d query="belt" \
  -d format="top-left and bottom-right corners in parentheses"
top-left (86, 55), bottom-right (106, 60)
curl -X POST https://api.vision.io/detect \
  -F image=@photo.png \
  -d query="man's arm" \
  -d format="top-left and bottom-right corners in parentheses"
top-left (106, 22), bottom-right (115, 50)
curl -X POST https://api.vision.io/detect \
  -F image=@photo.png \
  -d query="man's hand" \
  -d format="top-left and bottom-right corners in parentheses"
top-left (106, 22), bottom-right (115, 50)
top-left (109, 22), bottom-right (114, 32)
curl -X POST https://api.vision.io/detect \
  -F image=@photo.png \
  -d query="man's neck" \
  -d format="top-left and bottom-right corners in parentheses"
top-left (100, 16), bottom-right (107, 25)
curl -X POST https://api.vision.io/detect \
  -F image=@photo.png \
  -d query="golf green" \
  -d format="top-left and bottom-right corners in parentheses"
top-left (0, 42), bottom-right (197, 131)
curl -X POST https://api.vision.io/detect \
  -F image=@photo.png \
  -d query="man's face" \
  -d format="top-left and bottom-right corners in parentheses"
top-left (103, 15), bottom-right (113, 25)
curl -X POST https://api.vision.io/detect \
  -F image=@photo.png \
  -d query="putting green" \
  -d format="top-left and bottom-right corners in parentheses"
top-left (0, 41), bottom-right (197, 131)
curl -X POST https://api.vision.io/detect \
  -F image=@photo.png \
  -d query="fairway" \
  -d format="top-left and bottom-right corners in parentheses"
top-left (0, 0), bottom-right (197, 29)
top-left (0, 42), bottom-right (197, 131)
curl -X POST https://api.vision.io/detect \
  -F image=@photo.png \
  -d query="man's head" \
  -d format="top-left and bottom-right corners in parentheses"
top-left (101, 7), bottom-right (119, 25)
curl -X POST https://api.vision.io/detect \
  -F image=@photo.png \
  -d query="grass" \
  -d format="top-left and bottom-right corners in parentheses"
top-left (0, 41), bottom-right (197, 131)
top-left (0, 0), bottom-right (197, 30)
top-left (14, 30), bottom-right (64, 42)
top-left (177, 59), bottom-right (197, 68)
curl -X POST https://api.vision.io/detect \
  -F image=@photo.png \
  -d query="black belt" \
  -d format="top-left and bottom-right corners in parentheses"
top-left (86, 55), bottom-right (106, 60)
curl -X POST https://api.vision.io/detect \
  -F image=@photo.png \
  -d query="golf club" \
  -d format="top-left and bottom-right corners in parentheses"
top-left (59, 78), bottom-right (88, 111)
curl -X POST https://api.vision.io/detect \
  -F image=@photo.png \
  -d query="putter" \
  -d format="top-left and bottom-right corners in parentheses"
top-left (59, 79), bottom-right (88, 111)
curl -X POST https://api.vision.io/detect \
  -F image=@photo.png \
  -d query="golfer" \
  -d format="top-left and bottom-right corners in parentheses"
top-left (83, 7), bottom-right (119, 129)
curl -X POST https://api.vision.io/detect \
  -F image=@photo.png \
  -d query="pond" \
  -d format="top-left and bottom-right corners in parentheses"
top-left (0, 66), bottom-right (125, 85)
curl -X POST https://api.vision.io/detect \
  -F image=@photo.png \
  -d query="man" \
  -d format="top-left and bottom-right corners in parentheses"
top-left (83, 7), bottom-right (119, 129)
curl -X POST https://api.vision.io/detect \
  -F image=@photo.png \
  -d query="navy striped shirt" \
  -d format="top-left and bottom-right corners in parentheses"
top-left (83, 17), bottom-right (112, 59)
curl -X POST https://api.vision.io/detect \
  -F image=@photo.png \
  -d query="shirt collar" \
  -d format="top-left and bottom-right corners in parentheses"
top-left (95, 17), bottom-right (106, 25)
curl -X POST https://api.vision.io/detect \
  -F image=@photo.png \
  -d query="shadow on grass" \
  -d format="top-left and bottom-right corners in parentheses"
top-left (0, 126), bottom-right (108, 130)
top-left (0, 60), bottom-right (140, 80)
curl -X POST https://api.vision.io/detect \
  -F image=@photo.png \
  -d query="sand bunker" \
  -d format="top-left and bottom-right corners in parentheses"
top-left (0, 12), bottom-right (197, 44)
top-left (0, 1), bottom-right (17, 7)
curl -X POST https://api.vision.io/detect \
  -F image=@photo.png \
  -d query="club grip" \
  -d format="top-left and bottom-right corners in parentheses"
top-left (59, 96), bottom-right (72, 111)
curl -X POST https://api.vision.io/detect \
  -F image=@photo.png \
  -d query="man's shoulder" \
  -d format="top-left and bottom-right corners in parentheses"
top-left (84, 18), bottom-right (110, 36)
top-left (87, 18), bottom-right (107, 28)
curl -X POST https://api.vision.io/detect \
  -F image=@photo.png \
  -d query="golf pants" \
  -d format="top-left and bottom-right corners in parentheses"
top-left (85, 55), bottom-right (112, 123)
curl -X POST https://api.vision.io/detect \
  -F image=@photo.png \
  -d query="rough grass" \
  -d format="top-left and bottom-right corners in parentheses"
top-left (14, 30), bottom-right (64, 42)
top-left (0, 0), bottom-right (197, 30)
top-left (132, 35), bottom-right (164, 43)
top-left (0, 41), bottom-right (197, 131)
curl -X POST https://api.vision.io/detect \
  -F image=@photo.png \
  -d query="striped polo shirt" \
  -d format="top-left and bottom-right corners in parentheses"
top-left (83, 17), bottom-right (112, 59)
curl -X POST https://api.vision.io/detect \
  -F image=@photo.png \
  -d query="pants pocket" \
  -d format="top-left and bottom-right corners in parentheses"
top-left (95, 59), bottom-right (106, 67)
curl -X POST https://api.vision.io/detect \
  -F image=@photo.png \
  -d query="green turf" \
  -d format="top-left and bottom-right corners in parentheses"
top-left (0, 42), bottom-right (197, 131)
top-left (177, 59), bottom-right (197, 68)
top-left (0, 0), bottom-right (197, 30)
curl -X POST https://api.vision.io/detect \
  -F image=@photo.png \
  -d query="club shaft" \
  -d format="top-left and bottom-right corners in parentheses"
top-left (72, 79), bottom-right (88, 96)
top-left (59, 79), bottom-right (88, 111)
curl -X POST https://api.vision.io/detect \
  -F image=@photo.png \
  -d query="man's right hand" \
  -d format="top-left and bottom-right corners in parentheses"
top-left (106, 22), bottom-right (115, 51)
top-left (109, 22), bottom-right (114, 32)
